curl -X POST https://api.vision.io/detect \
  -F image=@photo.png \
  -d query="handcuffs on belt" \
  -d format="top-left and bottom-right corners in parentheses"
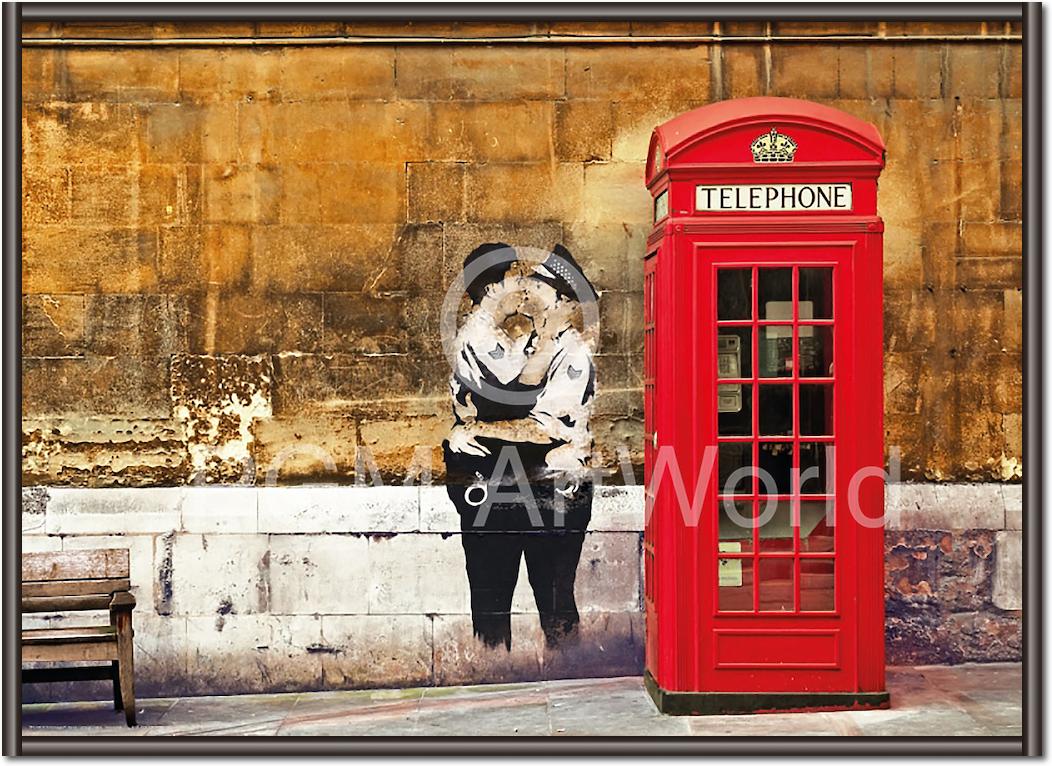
top-left (463, 472), bottom-right (579, 506)
top-left (464, 472), bottom-right (488, 507)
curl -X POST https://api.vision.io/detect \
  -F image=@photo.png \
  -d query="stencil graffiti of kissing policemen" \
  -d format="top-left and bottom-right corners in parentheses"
top-left (443, 243), bottom-right (599, 650)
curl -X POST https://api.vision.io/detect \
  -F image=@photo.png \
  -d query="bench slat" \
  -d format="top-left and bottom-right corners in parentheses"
top-left (22, 642), bottom-right (119, 663)
top-left (22, 550), bottom-right (129, 582)
top-left (22, 594), bottom-right (114, 612)
top-left (22, 626), bottom-right (117, 644)
top-left (22, 578), bottom-right (130, 598)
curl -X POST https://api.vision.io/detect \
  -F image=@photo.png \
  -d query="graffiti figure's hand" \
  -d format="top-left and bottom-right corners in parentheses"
top-left (449, 425), bottom-right (490, 457)
top-left (544, 443), bottom-right (590, 479)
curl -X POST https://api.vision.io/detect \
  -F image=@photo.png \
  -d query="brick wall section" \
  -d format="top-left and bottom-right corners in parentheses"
top-left (21, 21), bottom-right (1022, 486)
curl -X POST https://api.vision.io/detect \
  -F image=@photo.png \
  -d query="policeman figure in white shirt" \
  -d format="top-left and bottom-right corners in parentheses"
top-left (444, 243), bottom-right (598, 650)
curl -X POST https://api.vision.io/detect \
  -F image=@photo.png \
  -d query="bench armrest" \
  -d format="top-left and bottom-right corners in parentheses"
top-left (109, 591), bottom-right (136, 611)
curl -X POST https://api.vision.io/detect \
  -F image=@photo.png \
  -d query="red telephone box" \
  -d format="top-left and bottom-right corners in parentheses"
top-left (642, 97), bottom-right (889, 714)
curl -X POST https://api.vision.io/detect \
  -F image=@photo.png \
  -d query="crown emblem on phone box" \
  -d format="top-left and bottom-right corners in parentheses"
top-left (750, 128), bottom-right (798, 163)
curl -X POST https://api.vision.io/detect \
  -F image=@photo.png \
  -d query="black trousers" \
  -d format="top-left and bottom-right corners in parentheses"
top-left (444, 440), bottom-right (592, 650)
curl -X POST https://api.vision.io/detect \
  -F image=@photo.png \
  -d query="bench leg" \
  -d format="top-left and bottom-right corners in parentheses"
top-left (111, 661), bottom-right (123, 711)
top-left (114, 609), bottom-right (136, 726)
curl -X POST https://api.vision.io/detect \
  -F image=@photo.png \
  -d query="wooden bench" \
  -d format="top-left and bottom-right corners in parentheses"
top-left (21, 549), bottom-right (137, 726)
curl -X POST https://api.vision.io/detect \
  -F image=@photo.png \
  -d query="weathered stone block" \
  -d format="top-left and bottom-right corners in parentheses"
top-left (555, 101), bottom-right (614, 162)
top-left (22, 535), bottom-right (63, 553)
top-left (83, 294), bottom-right (189, 358)
top-left (770, 45), bottom-right (840, 99)
top-left (181, 486), bottom-right (258, 533)
top-left (270, 352), bottom-right (443, 416)
top-left (22, 164), bottom-right (69, 224)
top-left (269, 534), bottom-right (371, 615)
top-left (432, 613), bottom-right (544, 686)
top-left (1002, 484), bottom-right (1022, 530)
top-left (884, 290), bottom-right (937, 353)
top-left (64, 48), bottom-right (180, 102)
top-left (189, 292), bottom-right (324, 355)
top-left (22, 295), bottom-right (87, 357)
top-left (590, 484), bottom-right (645, 532)
top-left (581, 162), bottom-right (650, 225)
top-left (23, 102), bottom-right (140, 170)
top-left (992, 530), bottom-right (1022, 610)
top-left (202, 163), bottom-right (264, 224)
top-left (885, 483), bottom-right (1005, 530)
top-left (429, 101), bottom-right (554, 163)
top-left (142, 103), bottom-right (205, 164)
top-left (170, 353), bottom-right (273, 484)
top-left (319, 615), bottom-right (433, 688)
top-left (137, 163), bottom-right (202, 226)
top-left (367, 534), bottom-right (469, 615)
top-left (357, 417), bottom-right (444, 482)
top-left (947, 44), bottom-right (1002, 98)
top-left (250, 414), bottom-right (358, 485)
top-left (465, 163), bottom-right (583, 223)
top-left (22, 353), bottom-right (172, 416)
top-left (242, 101), bottom-right (429, 164)
top-left (959, 160), bottom-right (1004, 223)
top-left (23, 417), bottom-right (191, 487)
top-left (178, 48), bottom-right (282, 102)
top-left (566, 46), bottom-right (711, 103)
top-left (407, 162), bottom-right (465, 223)
top-left (318, 292), bottom-right (405, 355)
top-left (257, 486), bottom-right (419, 534)
top-left (169, 534), bottom-right (270, 615)
top-left (1000, 157), bottom-right (1022, 221)
top-left (276, 162), bottom-right (405, 224)
top-left (611, 101), bottom-right (707, 164)
top-left (24, 225), bottom-right (160, 294)
top-left (722, 46), bottom-right (764, 98)
top-left (448, 47), bottom-right (565, 100)
top-left (180, 614), bottom-right (322, 695)
top-left (962, 222), bottom-right (1022, 256)
top-left (562, 221), bottom-right (649, 292)
top-left (395, 47), bottom-right (455, 100)
top-left (131, 614), bottom-right (191, 698)
top-left (46, 487), bottom-right (180, 534)
top-left (952, 290), bottom-right (1006, 356)
top-left (278, 47), bottom-right (395, 100)
top-left (21, 48), bottom-right (59, 103)
top-left (885, 529), bottom-right (995, 614)
top-left (574, 532), bottom-right (642, 613)
top-left (419, 486), bottom-right (458, 533)
top-left (886, 44), bottom-right (943, 99)
top-left (252, 224), bottom-right (400, 293)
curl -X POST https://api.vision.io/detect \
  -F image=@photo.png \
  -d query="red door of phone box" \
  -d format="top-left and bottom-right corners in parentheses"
top-left (642, 97), bottom-right (889, 715)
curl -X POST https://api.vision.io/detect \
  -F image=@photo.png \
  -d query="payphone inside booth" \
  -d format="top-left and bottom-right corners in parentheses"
top-left (642, 98), bottom-right (889, 714)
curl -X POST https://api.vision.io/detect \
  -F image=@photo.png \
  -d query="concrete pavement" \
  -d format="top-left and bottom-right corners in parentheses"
top-left (21, 662), bottom-right (1021, 737)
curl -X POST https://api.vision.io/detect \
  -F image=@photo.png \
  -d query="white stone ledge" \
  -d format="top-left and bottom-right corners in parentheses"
top-left (26, 481), bottom-right (1019, 537)
top-left (885, 482), bottom-right (1012, 530)
top-left (258, 486), bottom-right (420, 534)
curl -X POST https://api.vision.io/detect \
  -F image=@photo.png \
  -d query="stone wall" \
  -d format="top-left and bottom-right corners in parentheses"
top-left (22, 481), bottom-right (1021, 700)
top-left (21, 20), bottom-right (1022, 485)
top-left (20, 20), bottom-right (1023, 696)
